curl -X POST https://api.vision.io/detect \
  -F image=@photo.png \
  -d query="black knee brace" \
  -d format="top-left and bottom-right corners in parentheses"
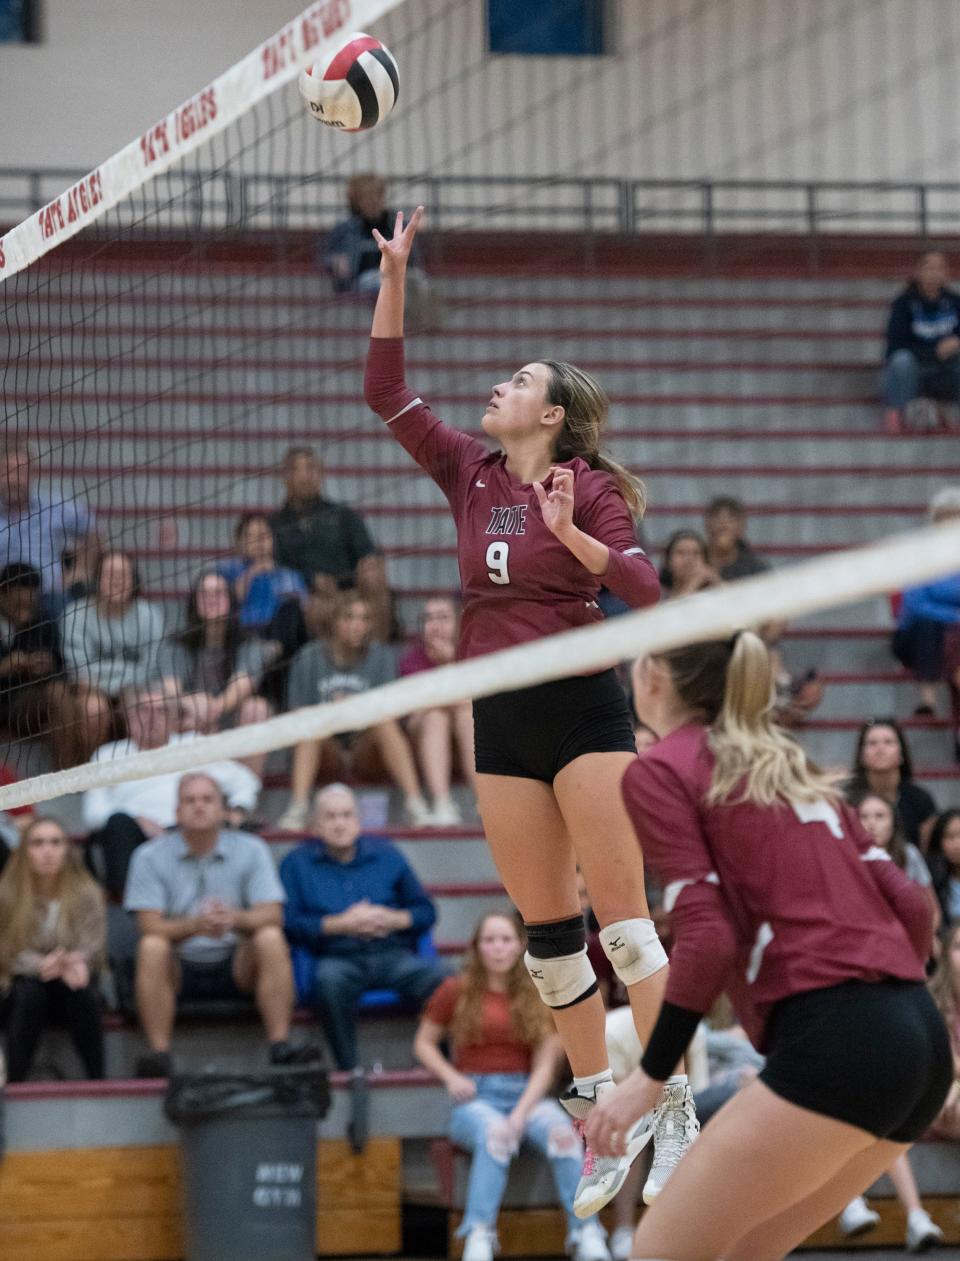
top-left (523, 915), bottom-right (598, 1010)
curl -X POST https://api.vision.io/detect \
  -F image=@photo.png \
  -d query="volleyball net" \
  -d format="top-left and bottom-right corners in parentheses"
top-left (3, 518), bottom-right (960, 811)
top-left (1, 0), bottom-right (957, 805)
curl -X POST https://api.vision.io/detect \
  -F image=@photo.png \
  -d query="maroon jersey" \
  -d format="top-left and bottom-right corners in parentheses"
top-left (622, 724), bottom-right (929, 1052)
top-left (365, 337), bottom-right (659, 659)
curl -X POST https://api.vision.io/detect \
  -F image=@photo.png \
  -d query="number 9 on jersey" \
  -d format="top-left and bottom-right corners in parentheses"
top-left (486, 541), bottom-right (510, 585)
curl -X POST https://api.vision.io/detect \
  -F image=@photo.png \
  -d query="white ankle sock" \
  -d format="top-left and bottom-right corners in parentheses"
top-left (573, 1069), bottom-right (615, 1096)
top-left (665, 1074), bottom-right (688, 1088)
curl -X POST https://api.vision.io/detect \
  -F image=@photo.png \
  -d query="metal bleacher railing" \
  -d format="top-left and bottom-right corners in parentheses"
top-left (4, 169), bottom-right (960, 240)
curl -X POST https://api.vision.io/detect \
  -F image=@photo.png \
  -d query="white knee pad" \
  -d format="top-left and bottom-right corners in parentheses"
top-left (599, 918), bottom-right (668, 987)
top-left (524, 947), bottom-right (598, 1009)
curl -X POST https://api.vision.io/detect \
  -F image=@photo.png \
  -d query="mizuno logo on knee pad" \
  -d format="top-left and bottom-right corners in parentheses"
top-left (599, 918), bottom-right (668, 986)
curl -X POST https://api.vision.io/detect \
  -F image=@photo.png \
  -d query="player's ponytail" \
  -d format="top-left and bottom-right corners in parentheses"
top-left (659, 631), bottom-right (840, 807)
top-left (541, 360), bottom-right (646, 518)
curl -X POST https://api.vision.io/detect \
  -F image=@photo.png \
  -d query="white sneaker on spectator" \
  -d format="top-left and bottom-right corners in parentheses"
top-left (608, 1224), bottom-right (635, 1261)
top-left (430, 796), bottom-right (462, 827)
top-left (277, 800), bottom-right (307, 832)
top-left (906, 1208), bottom-right (944, 1252)
top-left (838, 1196), bottom-right (880, 1237)
top-left (569, 1218), bottom-right (611, 1261)
top-left (560, 1084), bottom-right (654, 1219)
top-left (642, 1080), bottom-right (700, 1205)
top-left (404, 794), bottom-right (433, 827)
top-left (462, 1225), bottom-right (496, 1261)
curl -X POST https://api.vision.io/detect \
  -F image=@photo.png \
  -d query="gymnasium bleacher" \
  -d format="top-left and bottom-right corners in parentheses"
top-left (4, 233), bottom-right (960, 1258)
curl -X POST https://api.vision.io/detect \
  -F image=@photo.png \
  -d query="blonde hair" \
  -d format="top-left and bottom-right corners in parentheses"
top-left (658, 631), bottom-right (841, 807)
top-left (450, 912), bottom-right (551, 1049)
top-left (540, 360), bottom-right (646, 518)
top-left (0, 817), bottom-right (105, 985)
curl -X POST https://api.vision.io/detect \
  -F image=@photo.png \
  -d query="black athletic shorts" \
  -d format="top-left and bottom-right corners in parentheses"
top-left (759, 979), bottom-right (952, 1142)
top-left (472, 668), bottom-right (636, 783)
top-left (179, 954), bottom-right (244, 1003)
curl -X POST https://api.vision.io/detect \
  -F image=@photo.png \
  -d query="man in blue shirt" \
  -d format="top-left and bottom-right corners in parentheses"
top-left (0, 438), bottom-right (100, 599)
top-left (280, 782), bottom-right (447, 1070)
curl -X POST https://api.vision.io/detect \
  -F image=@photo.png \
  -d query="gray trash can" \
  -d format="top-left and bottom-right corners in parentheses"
top-left (165, 1066), bottom-right (329, 1261)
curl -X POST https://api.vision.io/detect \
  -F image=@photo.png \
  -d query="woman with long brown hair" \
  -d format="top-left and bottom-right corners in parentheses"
top-left (366, 208), bottom-right (690, 1215)
top-left (588, 631), bottom-right (950, 1261)
top-left (0, 816), bottom-right (106, 1081)
top-left (414, 911), bottom-right (610, 1261)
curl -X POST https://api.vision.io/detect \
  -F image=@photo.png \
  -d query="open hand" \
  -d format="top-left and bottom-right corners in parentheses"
top-left (533, 467), bottom-right (575, 539)
top-left (372, 206), bottom-right (424, 278)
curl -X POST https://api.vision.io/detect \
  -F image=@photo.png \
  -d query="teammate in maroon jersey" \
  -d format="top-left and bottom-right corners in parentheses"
top-left (364, 208), bottom-right (696, 1213)
top-left (586, 631), bottom-right (951, 1261)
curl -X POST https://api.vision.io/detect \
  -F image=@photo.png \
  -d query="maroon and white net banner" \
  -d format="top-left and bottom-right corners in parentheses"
top-left (0, 0), bottom-right (402, 283)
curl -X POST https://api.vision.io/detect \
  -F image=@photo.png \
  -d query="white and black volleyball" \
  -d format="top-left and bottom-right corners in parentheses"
top-left (299, 33), bottom-right (399, 132)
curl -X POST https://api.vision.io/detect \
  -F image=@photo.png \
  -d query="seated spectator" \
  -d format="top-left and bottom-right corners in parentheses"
top-left (158, 569), bottom-right (272, 777)
top-left (278, 591), bottom-right (430, 831)
top-left (322, 172), bottom-right (433, 303)
top-left (700, 497), bottom-right (822, 726)
top-left (853, 792), bottom-right (940, 947)
top-left (61, 551), bottom-right (164, 702)
top-left (399, 597), bottom-right (476, 825)
top-left (280, 783), bottom-right (447, 1071)
top-left (703, 496), bottom-right (769, 581)
top-left (847, 718), bottom-right (938, 850)
top-left (925, 809), bottom-right (960, 931)
top-left (658, 530), bottom-right (719, 598)
top-left (0, 816), bottom-right (105, 1082)
top-left (0, 563), bottom-right (111, 768)
top-left (217, 513), bottom-right (307, 699)
top-left (883, 249), bottom-right (960, 435)
top-left (322, 173), bottom-right (396, 295)
top-left (414, 911), bottom-right (610, 1261)
top-left (123, 772), bottom-right (315, 1078)
top-left (83, 686), bottom-right (262, 899)
top-left (270, 446), bottom-right (391, 642)
top-left (928, 923), bottom-right (960, 1139)
top-left (892, 486), bottom-right (960, 720)
top-left (0, 436), bottom-right (101, 602)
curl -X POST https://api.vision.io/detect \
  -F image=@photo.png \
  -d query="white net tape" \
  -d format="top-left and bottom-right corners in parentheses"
top-left (0, 0), bottom-right (403, 283)
top-left (2, 518), bottom-right (959, 811)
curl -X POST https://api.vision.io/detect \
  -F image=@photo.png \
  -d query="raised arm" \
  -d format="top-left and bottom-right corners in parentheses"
top-left (363, 207), bottom-right (488, 499)
top-left (370, 206), bottom-right (424, 340)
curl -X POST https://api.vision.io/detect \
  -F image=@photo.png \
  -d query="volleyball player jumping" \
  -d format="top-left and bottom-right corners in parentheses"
top-left (586, 631), bottom-right (950, 1261)
top-left (363, 208), bottom-right (698, 1212)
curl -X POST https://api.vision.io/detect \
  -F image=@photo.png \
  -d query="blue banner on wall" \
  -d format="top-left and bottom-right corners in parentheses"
top-left (0, 0), bottom-right (38, 42)
top-left (487, 0), bottom-right (606, 56)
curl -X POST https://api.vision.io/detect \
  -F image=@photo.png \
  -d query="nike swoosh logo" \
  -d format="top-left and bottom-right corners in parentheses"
top-left (475, 480), bottom-right (486, 488)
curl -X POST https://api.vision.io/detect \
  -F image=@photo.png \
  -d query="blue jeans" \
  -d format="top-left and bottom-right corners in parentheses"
top-left (449, 1073), bottom-right (583, 1237)
top-left (311, 945), bottom-right (448, 1069)
top-left (884, 349), bottom-right (960, 408)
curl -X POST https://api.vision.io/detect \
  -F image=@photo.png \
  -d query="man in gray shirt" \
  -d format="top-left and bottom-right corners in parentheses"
top-left (124, 772), bottom-right (317, 1076)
